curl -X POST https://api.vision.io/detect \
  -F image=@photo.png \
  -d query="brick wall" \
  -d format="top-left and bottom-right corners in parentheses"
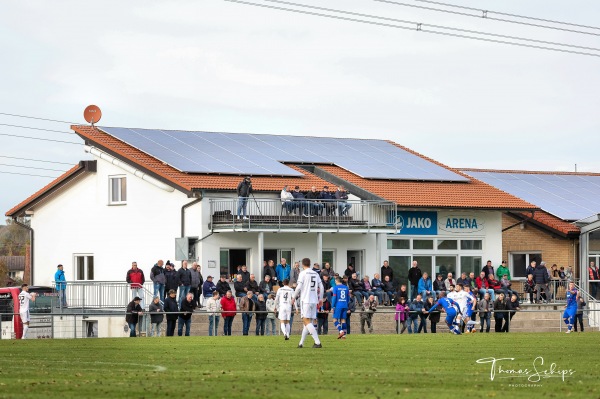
top-left (502, 214), bottom-right (579, 278)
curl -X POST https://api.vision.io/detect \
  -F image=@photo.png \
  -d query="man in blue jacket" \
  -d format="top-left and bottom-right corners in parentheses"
top-left (418, 272), bottom-right (435, 300)
top-left (276, 258), bottom-right (291, 287)
top-left (54, 264), bottom-right (67, 307)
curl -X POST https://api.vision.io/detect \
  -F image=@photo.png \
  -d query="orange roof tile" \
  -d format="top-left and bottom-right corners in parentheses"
top-left (71, 125), bottom-right (334, 192)
top-left (319, 164), bottom-right (538, 210)
top-left (518, 211), bottom-right (580, 236)
top-left (5, 164), bottom-right (84, 217)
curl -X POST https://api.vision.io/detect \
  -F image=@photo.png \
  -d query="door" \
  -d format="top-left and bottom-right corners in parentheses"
top-left (347, 250), bottom-right (364, 278)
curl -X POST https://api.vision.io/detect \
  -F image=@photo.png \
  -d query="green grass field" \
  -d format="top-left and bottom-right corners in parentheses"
top-left (0, 333), bottom-right (597, 399)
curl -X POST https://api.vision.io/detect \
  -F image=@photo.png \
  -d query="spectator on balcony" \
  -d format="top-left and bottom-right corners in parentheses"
top-left (266, 293), bottom-right (277, 336)
top-left (246, 274), bottom-right (260, 303)
top-left (289, 261), bottom-right (300, 286)
top-left (263, 259), bottom-right (277, 284)
top-left (360, 294), bottom-right (378, 334)
top-left (433, 274), bottom-right (446, 298)
top-left (125, 296), bottom-right (144, 338)
top-left (216, 275), bottom-right (230, 298)
top-left (456, 272), bottom-right (469, 287)
top-left (236, 176), bottom-right (252, 220)
top-left (381, 275), bottom-right (395, 306)
top-left (240, 291), bottom-right (256, 336)
top-left (478, 292), bottom-right (492, 333)
top-left (280, 185), bottom-right (296, 214)
top-left (476, 271), bottom-right (494, 300)
top-left (418, 272), bottom-right (434, 300)
top-left (444, 273), bottom-right (455, 292)
top-left (291, 186), bottom-right (310, 217)
top-left (395, 297), bottom-right (409, 334)
top-left (320, 185), bottom-right (336, 216)
top-left (317, 296), bottom-right (331, 335)
top-left (534, 261), bottom-right (550, 304)
top-left (54, 264), bottom-right (67, 308)
top-left (239, 265), bottom-right (250, 284)
top-left (371, 273), bottom-right (384, 305)
top-left (482, 260), bottom-right (495, 280)
top-left (259, 275), bottom-right (274, 299)
top-left (150, 260), bottom-right (166, 301)
top-left (234, 274), bottom-right (246, 298)
top-left (164, 289), bottom-right (179, 337)
top-left (380, 260), bottom-right (393, 285)
top-left (202, 275), bottom-right (217, 304)
top-left (306, 186), bottom-right (324, 216)
top-left (126, 261), bottom-right (145, 307)
top-left (206, 290), bottom-right (221, 336)
top-left (321, 262), bottom-right (335, 280)
top-left (424, 296), bottom-right (441, 333)
top-left (149, 296), bottom-right (164, 337)
top-left (349, 273), bottom-right (366, 304)
top-left (220, 290), bottom-right (237, 336)
top-left (190, 262), bottom-right (204, 308)
top-left (276, 258), bottom-right (291, 287)
top-left (496, 260), bottom-right (510, 280)
top-left (408, 261), bottom-right (422, 300)
top-left (344, 264), bottom-right (355, 278)
top-left (178, 292), bottom-right (196, 336)
top-left (335, 185), bottom-right (352, 216)
top-left (255, 294), bottom-right (267, 336)
top-left (177, 261), bottom-right (192, 308)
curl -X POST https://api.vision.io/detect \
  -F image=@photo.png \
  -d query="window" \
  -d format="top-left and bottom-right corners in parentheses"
top-left (437, 240), bottom-right (457, 250)
top-left (387, 239), bottom-right (410, 250)
top-left (388, 256), bottom-right (411, 287)
top-left (413, 240), bottom-right (434, 250)
top-left (461, 240), bottom-right (482, 250)
top-left (220, 250), bottom-right (229, 277)
top-left (109, 176), bottom-right (127, 204)
top-left (75, 255), bottom-right (94, 280)
top-left (435, 256), bottom-right (456, 277)
top-left (510, 252), bottom-right (542, 279)
top-left (461, 256), bottom-right (482, 276)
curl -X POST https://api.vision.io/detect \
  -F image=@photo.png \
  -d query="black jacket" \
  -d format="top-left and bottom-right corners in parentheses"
top-left (149, 301), bottom-right (164, 324)
top-left (164, 296), bottom-right (179, 321)
top-left (216, 280), bottom-right (230, 296)
top-left (349, 278), bottom-right (364, 292)
top-left (177, 268), bottom-right (192, 286)
top-left (180, 299), bottom-right (196, 320)
top-left (246, 279), bottom-right (259, 294)
top-left (408, 267), bottom-right (422, 286)
top-left (382, 280), bottom-right (394, 292)
top-left (164, 269), bottom-right (179, 291)
top-left (125, 301), bottom-right (143, 324)
top-left (263, 266), bottom-right (276, 280)
top-left (433, 279), bottom-right (446, 292)
top-left (533, 265), bottom-right (549, 284)
top-left (424, 301), bottom-right (441, 323)
top-left (234, 280), bottom-right (246, 296)
top-left (494, 298), bottom-right (508, 318)
top-left (381, 265), bottom-right (394, 282)
top-left (255, 300), bottom-right (267, 320)
top-left (240, 270), bottom-right (250, 284)
top-left (237, 179), bottom-right (252, 197)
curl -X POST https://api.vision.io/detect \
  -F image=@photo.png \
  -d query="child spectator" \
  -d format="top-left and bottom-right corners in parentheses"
top-left (395, 297), bottom-right (409, 334)
top-left (524, 274), bottom-right (535, 304)
top-left (317, 297), bottom-right (331, 335)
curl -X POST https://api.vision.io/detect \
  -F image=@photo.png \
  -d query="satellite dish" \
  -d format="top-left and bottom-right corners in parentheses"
top-left (84, 105), bottom-right (102, 124)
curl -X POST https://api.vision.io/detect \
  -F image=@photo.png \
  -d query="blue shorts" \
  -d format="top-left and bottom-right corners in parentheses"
top-left (333, 307), bottom-right (348, 320)
top-left (563, 307), bottom-right (576, 320)
top-left (465, 308), bottom-right (473, 318)
top-left (445, 308), bottom-right (457, 325)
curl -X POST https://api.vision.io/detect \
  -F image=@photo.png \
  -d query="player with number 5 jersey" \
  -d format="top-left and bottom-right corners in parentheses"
top-left (294, 258), bottom-right (324, 348)
top-left (275, 279), bottom-right (295, 340)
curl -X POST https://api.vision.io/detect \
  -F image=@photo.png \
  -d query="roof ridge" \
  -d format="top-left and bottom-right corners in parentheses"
top-left (461, 168), bottom-right (600, 176)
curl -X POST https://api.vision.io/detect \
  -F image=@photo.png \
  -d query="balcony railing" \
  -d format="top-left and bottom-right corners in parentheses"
top-left (209, 198), bottom-right (398, 232)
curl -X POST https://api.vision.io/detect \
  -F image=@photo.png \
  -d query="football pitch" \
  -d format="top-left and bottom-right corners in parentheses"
top-left (0, 333), bottom-right (596, 399)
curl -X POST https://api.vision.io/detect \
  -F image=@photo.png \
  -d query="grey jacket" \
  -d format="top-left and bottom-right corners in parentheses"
top-left (190, 268), bottom-right (203, 288)
top-left (477, 298), bottom-right (493, 318)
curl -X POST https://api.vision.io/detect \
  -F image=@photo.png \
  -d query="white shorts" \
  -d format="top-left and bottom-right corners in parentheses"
top-left (278, 307), bottom-right (292, 321)
top-left (301, 303), bottom-right (317, 320)
top-left (20, 311), bottom-right (30, 323)
top-left (460, 305), bottom-right (468, 316)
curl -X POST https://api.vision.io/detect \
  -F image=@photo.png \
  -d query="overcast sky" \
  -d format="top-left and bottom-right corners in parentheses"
top-left (1, 0), bottom-right (599, 216)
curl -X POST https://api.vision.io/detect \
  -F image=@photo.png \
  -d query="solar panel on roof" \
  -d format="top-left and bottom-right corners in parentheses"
top-left (98, 126), bottom-right (468, 182)
top-left (464, 170), bottom-right (600, 220)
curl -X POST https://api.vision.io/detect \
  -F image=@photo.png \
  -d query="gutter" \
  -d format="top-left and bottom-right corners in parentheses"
top-left (12, 218), bottom-right (33, 285)
top-left (181, 197), bottom-right (202, 237)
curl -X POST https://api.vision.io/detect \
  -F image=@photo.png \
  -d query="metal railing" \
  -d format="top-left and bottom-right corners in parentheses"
top-left (209, 198), bottom-right (398, 231)
top-left (54, 281), bottom-right (158, 310)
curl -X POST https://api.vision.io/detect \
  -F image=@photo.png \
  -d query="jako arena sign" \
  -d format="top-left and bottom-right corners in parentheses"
top-left (396, 211), bottom-right (438, 235)
top-left (439, 215), bottom-right (484, 233)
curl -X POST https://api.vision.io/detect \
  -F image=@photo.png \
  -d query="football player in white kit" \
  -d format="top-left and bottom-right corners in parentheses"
top-left (18, 284), bottom-right (36, 339)
top-left (294, 258), bottom-right (324, 348)
top-left (275, 279), bottom-right (295, 340)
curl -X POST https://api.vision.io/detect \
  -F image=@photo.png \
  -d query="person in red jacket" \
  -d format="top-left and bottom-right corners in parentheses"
top-left (220, 290), bottom-right (237, 336)
top-left (487, 274), bottom-right (503, 298)
top-left (126, 262), bottom-right (146, 307)
top-left (476, 271), bottom-right (495, 301)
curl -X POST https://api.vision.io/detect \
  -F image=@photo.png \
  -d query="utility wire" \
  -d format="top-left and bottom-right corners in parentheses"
top-left (0, 123), bottom-right (76, 135)
top-left (261, 0), bottom-right (600, 52)
top-left (0, 170), bottom-right (59, 178)
top-left (413, 0), bottom-right (600, 31)
top-left (224, 0), bottom-right (600, 57)
top-left (0, 155), bottom-right (74, 165)
top-left (0, 112), bottom-right (78, 124)
top-left (0, 133), bottom-right (81, 145)
top-left (376, 0), bottom-right (600, 37)
top-left (0, 163), bottom-right (68, 172)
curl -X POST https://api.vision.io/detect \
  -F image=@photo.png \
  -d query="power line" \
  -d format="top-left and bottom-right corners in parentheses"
top-left (260, 0), bottom-right (600, 52)
top-left (224, 0), bottom-right (600, 57)
top-left (0, 133), bottom-right (81, 145)
top-left (0, 123), bottom-right (76, 135)
top-left (0, 171), bottom-right (59, 178)
top-left (376, 0), bottom-right (600, 37)
top-left (0, 155), bottom-right (74, 165)
top-left (0, 163), bottom-right (68, 172)
top-left (0, 112), bottom-right (78, 125)
top-left (413, 0), bottom-right (600, 31)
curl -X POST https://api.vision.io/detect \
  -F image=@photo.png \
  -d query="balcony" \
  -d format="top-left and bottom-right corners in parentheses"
top-left (209, 198), bottom-right (398, 233)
